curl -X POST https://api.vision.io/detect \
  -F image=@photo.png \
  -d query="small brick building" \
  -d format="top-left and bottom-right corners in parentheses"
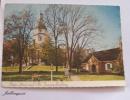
top-left (81, 48), bottom-right (123, 74)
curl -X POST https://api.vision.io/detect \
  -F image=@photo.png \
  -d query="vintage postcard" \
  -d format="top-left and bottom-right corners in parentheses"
top-left (2, 4), bottom-right (125, 87)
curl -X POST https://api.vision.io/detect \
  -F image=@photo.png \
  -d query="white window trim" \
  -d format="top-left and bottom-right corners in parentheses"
top-left (105, 63), bottom-right (112, 70)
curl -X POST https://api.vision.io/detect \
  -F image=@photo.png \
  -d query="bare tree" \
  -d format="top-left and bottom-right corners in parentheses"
top-left (44, 5), bottom-right (62, 72)
top-left (56, 6), bottom-right (100, 71)
top-left (44, 5), bottom-right (101, 72)
top-left (4, 9), bottom-right (34, 73)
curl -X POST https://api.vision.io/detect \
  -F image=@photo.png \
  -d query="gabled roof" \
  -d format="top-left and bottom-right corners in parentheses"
top-left (83, 48), bottom-right (121, 62)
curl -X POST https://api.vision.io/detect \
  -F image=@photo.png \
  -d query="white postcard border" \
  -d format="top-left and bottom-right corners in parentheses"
top-left (2, 81), bottom-right (126, 88)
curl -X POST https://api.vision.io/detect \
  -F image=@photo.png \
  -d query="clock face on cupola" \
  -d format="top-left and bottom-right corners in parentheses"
top-left (33, 13), bottom-right (48, 45)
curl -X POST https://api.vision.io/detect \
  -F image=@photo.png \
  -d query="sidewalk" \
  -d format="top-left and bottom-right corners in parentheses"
top-left (71, 75), bottom-right (80, 81)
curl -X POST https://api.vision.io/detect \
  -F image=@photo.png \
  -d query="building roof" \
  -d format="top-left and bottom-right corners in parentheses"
top-left (83, 48), bottom-right (121, 62)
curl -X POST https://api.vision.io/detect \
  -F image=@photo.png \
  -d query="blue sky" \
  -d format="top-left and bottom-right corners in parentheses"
top-left (5, 4), bottom-right (122, 51)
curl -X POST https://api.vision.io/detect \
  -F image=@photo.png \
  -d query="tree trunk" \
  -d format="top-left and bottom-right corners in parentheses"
top-left (19, 52), bottom-right (23, 74)
top-left (18, 43), bottom-right (23, 74)
top-left (69, 50), bottom-right (73, 72)
top-left (25, 58), bottom-right (28, 66)
top-left (19, 59), bottom-right (22, 74)
top-left (55, 47), bottom-right (58, 72)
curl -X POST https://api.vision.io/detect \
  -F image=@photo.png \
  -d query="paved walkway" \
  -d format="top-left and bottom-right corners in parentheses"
top-left (23, 66), bottom-right (32, 71)
top-left (71, 75), bottom-right (80, 81)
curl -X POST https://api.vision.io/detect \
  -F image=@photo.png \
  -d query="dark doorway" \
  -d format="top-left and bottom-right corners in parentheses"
top-left (92, 64), bottom-right (96, 73)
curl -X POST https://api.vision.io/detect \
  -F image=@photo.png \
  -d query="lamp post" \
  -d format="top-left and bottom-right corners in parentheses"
top-left (10, 55), bottom-right (14, 67)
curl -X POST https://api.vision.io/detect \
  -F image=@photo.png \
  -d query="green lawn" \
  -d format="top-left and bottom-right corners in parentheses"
top-left (79, 75), bottom-right (125, 81)
top-left (2, 66), bottom-right (125, 81)
top-left (2, 66), bottom-right (67, 81)
top-left (2, 65), bottom-right (64, 72)
top-left (2, 74), bottom-right (124, 81)
top-left (29, 66), bottom-right (64, 72)
top-left (2, 74), bottom-right (66, 81)
top-left (2, 66), bottom-right (26, 72)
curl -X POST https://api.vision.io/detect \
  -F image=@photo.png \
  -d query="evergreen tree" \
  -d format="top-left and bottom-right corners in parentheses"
top-left (42, 33), bottom-right (55, 65)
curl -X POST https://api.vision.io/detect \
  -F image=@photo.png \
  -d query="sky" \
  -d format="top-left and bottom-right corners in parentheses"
top-left (4, 4), bottom-right (122, 51)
